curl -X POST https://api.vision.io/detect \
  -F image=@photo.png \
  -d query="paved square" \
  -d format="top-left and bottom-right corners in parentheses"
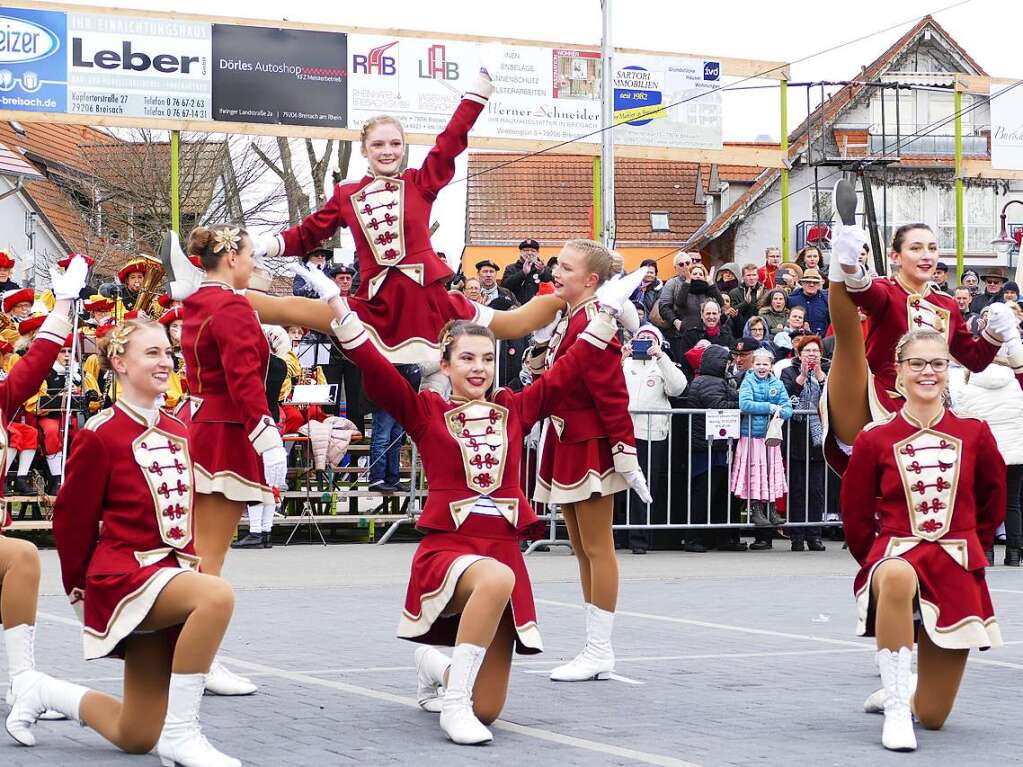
top-left (3, 542), bottom-right (1021, 766)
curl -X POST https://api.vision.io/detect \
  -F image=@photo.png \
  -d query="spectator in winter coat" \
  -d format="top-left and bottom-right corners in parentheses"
top-left (962, 269), bottom-right (980, 296)
top-left (758, 288), bottom-right (790, 336)
top-left (757, 247), bottom-right (782, 289)
top-left (680, 299), bottom-right (734, 354)
top-left (933, 261), bottom-right (952, 295)
top-left (786, 268), bottom-right (830, 335)
top-left (665, 262), bottom-right (724, 357)
top-left (953, 359), bottom-right (1023, 567)
top-left (682, 344), bottom-right (746, 552)
top-left (794, 246), bottom-right (826, 285)
top-left (501, 238), bottom-right (552, 304)
top-left (292, 248), bottom-right (333, 297)
top-left (655, 252), bottom-right (693, 343)
top-left (1004, 281), bottom-right (1020, 303)
top-left (714, 262), bottom-right (740, 294)
top-left (729, 263), bottom-right (767, 327)
top-left (970, 267), bottom-right (1008, 315)
top-left (619, 324), bottom-right (688, 554)
top-left (630, 258), bottom-right (663, 317)
top-left (775, 262), bottom-right (803, 294)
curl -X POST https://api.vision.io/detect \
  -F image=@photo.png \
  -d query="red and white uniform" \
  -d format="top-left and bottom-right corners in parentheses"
top-left (0, 313), bottom-right (70, 530)
top-left (271, 94), bottom-right (493, 364)
top-left (533, 297), bottom-right (638, 504)
top-left (842, 408), bottom-right (1005, 649)
top-left (182, 281), bottom-right (278, 504)
top-left (52, 401), bottom-right (202, 660)
top-left (331, 311), bottom-right (620, 653)
top-left (823, 276), bottom-right (1000, 472)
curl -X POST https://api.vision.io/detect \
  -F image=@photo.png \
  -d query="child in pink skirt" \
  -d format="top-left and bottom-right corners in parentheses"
top-left (732, 347), bottom-right (792, 529)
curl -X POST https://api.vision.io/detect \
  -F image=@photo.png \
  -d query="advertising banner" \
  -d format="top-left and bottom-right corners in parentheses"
top-left (66, 12), bottom-right (211, 120)
top-left (991, 84), bottom-right (1023, 171)
top-left (0, 7), bottom-right (67, 113)
top-left (212, 24), bottom-right (346, 129)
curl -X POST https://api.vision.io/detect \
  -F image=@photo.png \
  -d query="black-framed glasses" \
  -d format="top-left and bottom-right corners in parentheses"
top-left (898, 357), bottom-right (950, 372)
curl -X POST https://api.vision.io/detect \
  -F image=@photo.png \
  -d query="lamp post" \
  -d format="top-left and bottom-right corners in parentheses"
top-left (991, 199), bottom-right (1023, 284)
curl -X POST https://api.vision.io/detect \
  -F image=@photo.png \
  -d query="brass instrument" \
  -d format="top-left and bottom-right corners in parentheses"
top-left (133, 255), bottom-right (165, 315)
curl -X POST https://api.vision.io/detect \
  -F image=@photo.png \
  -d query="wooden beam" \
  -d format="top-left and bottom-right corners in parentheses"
top-left (956, 74), bottom-right (1021, 94)
top-left (0, 109), bottom-right (788, 167)
top-left (10, 0), bottom-right (789, 80)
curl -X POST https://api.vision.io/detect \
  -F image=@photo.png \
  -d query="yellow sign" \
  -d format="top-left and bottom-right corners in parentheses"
top-left (613, 104), bottom-right (668, 125)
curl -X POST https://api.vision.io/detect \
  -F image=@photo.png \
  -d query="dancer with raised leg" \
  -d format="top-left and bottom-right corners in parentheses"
top-left (527, 240), bottom-right (649, 683)
top-left (162, 69), bottom-right (567, 362)
top-left (842, 329), bottom-right (1004, 753)
top-left (2, 256), bottom-right (88, 726)
top-left (823, 179), bottom-right (1020, 471)
top-left (289, 260), bottom-right (646, 745)
top-left (9, 317), bottom-right (239, 767)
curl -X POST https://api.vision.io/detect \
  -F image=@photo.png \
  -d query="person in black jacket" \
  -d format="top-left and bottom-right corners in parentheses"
top-left (682, 344), bottom-right (746, 552)
top-left (501, 239), bottom-right (551, 305)
top-left (679, 298), bottom-right (734, 355)
top-left (665, 263), bottom-right (724, 359)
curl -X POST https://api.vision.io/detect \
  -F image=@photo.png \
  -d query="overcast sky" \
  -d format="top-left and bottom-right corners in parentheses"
top-left (58, 0), bottom-right (1021, 259)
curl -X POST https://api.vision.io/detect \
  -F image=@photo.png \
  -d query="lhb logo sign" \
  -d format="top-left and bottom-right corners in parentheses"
top-left (419, 44), bottom-right (458, 81)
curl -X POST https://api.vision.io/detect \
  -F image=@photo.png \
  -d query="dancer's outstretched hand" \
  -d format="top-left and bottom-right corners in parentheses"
top-left (253, 233), bottom-right (281, 259)
top-left (597, 267), bottom-right (646, 317)
top-left (287, 262), bottom-right (339, 303)
top-left (50, 255), bottom-right (89, 301)
top-left (832, 225), bottom-right (868, 271)
top-left (622, 469), bottom-right (652, 504)
top-left (987, 302), bottom-right (1019, 343)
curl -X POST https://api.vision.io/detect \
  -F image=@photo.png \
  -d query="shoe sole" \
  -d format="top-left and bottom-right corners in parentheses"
top-left (159, 231), bottom-right (178, 283)
top-left (833, 178), bottom-right (858, 226)
top-left (550, 672), bottom-right (612, 682)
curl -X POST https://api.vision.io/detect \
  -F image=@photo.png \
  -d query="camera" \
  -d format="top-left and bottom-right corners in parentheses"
top-left (631, 338), bottom-right (653, 360)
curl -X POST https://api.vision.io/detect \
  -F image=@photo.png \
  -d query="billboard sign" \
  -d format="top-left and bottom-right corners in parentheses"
top-left (991, 84), bottom-right (1023, 171)
top-left (0, 7), bottom-right (66, 112)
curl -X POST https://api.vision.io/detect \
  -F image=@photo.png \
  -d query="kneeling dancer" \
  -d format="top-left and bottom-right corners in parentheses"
top-left (842, 329), bottom-right (1005, 753)
top-left (8, 318), bottom-right (240, 767)
top-left (292, 261), bottom-right (644, 745)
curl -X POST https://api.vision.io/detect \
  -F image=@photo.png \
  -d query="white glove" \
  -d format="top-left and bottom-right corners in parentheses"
top-left (986, 302), bottom-right (1019, 342)
top-left (261, 445), bottom-right (288, 490)
top-left (467, 67), bottom-right (495, 100)
top-left (832, 225), bottom-right (868, 269)
top-left (254, 233), bottom-right (281, 260)
top-left (287, 262), bottom-right (339, 302)
top-left (262, 324), bottom-right (291, 357)
top-left (622, 469), bottom-right (652, 505)
top-left (532, 314), bottom-right (561, 344)
top-left (50, 255), bottom-right (89, 300)
top-left (596, 267), bottom-right (646, 317)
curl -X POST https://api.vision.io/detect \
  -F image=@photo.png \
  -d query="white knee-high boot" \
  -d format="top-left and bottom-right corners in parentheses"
top-left (157, 673), bottom-right (240, 767)
top-left (439, 643), bottom-right (492, 745)
top-left (414, 645), bottom-right (450, 712)
top-left (549, 604), bottom-right (615, 682)
top-left (5, 669), bottom-right (87, 746)
top-left (876, 647), bottom-right (916, 752)
top-left (4, 624), bottom-right (67, 720)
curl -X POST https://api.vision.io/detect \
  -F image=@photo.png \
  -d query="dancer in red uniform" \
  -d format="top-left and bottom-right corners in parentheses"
top-left (1, 257), bottom-right (87, 730)
top-left (8, 317), bottom-right (240, 767)
top-left (180, 224), bottom-right (283, 696)
top-left (291, 260), bottom-right (643, 744)
top-left (529, 240), bottom-right (649, 682)
top-left (823, 181), bottom-right (1021, 472)
top-left (162, 69), bottom-right (565, 362)
top-left (842, 329), bottom-right (1004, 753)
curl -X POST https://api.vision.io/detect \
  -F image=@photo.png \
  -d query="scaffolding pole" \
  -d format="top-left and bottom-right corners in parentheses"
top-left (780, 79), bottom-right (789, 260)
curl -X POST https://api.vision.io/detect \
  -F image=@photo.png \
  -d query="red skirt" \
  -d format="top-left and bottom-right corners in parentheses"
top-left (533, 422), bottom-right (627, 505)
top-left (397, 514), bottom-right (542, 655)
top-left (8, 421), bottom-right (38, 451)
top-left (349, 274), bottom-right (490, 364)
top-left (854, 539), bottom-right (1002, 650)
top-left (189, 420), bottom-right (274, 505)
top-left (81, 553), bottom-right (196, 660)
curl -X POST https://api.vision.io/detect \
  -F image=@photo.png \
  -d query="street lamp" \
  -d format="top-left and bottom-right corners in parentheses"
top-left (991, 199), bottom-right (1023, 259)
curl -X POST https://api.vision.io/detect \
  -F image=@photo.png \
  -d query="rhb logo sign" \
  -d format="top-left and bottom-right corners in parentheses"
top-left (703, 61), bottom-right (720, 81)
top-left (0, 15), bottom-right (60, 64)
top-left (352, 41), bottom-right (398, 75)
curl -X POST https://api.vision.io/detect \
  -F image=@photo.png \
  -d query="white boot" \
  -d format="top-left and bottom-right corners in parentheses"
top-left (438, 643), bottom-right (492, 745)
top-left (161, 231), bottom-right (204, 302)
top-left (864, 671), bottom-right (918, 714)
top-left (5, 670), bottom-right (87, 746)
top-left (876, 648), bottom-right (917, 752)
top-left (157, 673), bottom-right (240, 767)
top-left (204, 659), bottom-right (256, 696)
top-left (550, 604), bottom-right (615, 682)
top-left (414, 646), bottom-right (449, 713)
top-left (4, 624), bottom-right (67, 720)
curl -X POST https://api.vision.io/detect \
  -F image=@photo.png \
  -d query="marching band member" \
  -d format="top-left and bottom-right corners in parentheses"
top-left (1, 287), bottom-right (35, 348)
top-left (0, 251), bottom-right (19, 293)
top-left (824, 185), bottom-right (1020, 472)
top-left (116, 258), bottom-right (149, 311)
top-left (0, 257), bottom-right (86, 738)
top-left (82, 295), bottom-right (115, 333)
top-left (291, 259), bottom-right (643, 744)
top-left (159, 307), bottom-right (187, 411)
top-left (162, 69), bottom-right (566, 363)
top-left (9, 316), bottom-right (241, 767)
top-left (179, 223), bottom-right (283, 696)
top-left (529, 240), bottom-right (649, 682)
top-left (5, 313), bottom-right (51, 495)
top-left (842, 329), bottom-right (1005, 752)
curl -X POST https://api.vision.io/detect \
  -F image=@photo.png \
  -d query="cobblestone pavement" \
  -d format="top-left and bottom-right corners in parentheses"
top-left (3, 543), bottom-right (1021, 766)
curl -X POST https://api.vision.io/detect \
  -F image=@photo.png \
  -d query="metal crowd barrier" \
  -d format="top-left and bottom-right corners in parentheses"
top-left (376, 407), bottom-right (843, 548)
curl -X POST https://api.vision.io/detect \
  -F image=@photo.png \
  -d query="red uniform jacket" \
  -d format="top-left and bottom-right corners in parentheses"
top-left (52, 402), bottom-right (200, 597)
top-left (181, 282), bottom-right (278, 451)
top-left (543, 296), bottom-right (638, 472)
top-left (847, 276), bottom-right (999, 414)
top-left (331, 310), bottom-right (621, 536)
top-left (0, 312), bottom-right (70, 527)
top-left (274, 98), bottom-right (485, 298)
top-left (841, 408), bottom-right (1005, 571)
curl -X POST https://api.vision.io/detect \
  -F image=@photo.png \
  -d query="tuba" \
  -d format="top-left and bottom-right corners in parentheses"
top-left (133, 256), bottom-right (165, 316)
